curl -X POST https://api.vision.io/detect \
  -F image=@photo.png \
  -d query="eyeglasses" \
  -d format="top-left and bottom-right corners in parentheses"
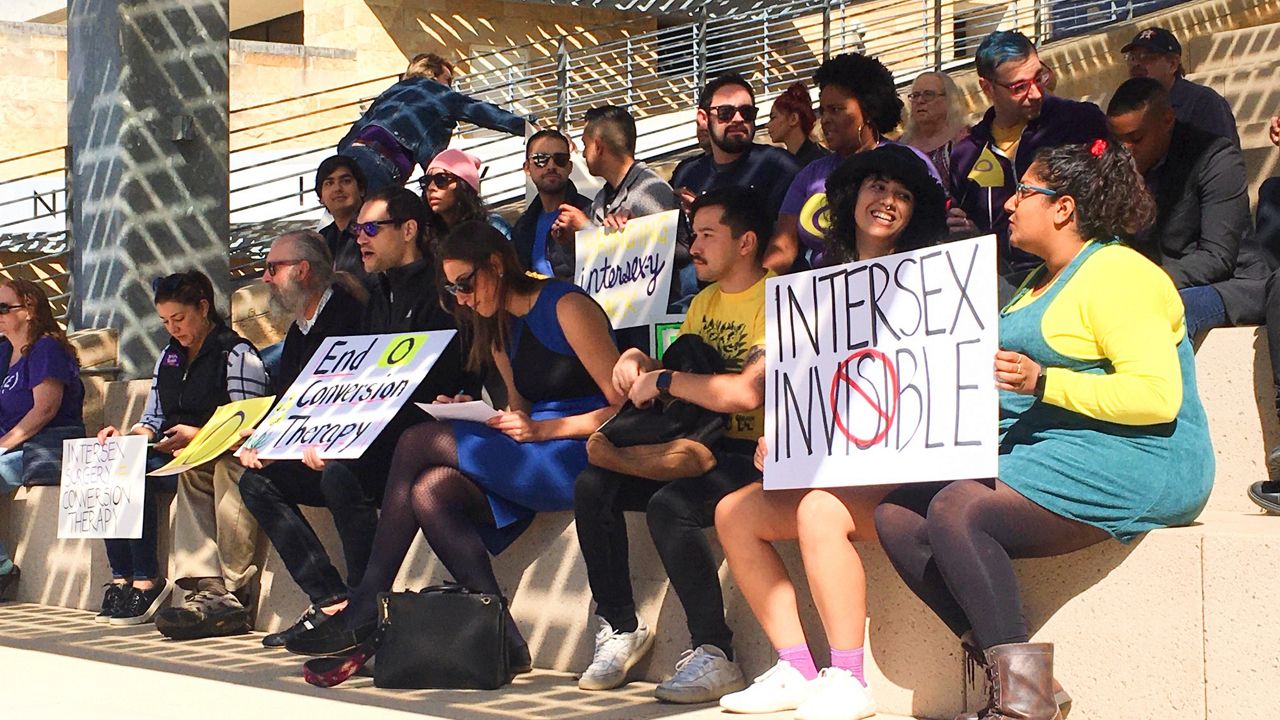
top-left (907, 90), bottom-right (945, 102)
top-left (529, 152), bottom-right (571, 169)
top-left (993, 69), bottom-right (1053, 98)
top-left (1014, 182), bottom-right (1059, 201)
top-left (707, 104), bottom-right (759, 123)
top-left (0, 302), bottom-right (22, 315)
top-left (264, 259), bottom-right (304, 276)
top-left (443, 269), bottom-right (478, 297)
top-left (352, 219), bottom-right (402, 237)
top-left (418, 172), bottom-right (460, 191)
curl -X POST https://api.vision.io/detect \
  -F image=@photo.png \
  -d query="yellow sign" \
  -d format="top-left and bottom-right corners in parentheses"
top-left (149, 396), bottom-right (276, 477)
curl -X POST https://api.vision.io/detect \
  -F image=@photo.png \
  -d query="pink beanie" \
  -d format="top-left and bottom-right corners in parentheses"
top-left (427, 148), bottom-right (482, 193)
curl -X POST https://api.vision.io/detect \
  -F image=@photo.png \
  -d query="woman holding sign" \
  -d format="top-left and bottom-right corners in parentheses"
top-left (713, 146), bottom-right (945, 720)
top-left (96, 270), bottom-right (269, 636)
top-left (875, 141), bottom-right (1213, 719)
top-left (290, 220), bottom-right (620, 674)
top-left (0, 279), bottom-right (85, 601)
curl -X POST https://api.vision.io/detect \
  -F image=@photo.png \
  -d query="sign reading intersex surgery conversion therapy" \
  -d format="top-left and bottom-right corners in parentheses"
top-left (243, 331), bottom-right (455, 460)
top-left (764, 235), bottom-right (999, 490)
top-left (58, 435), bottom-right (148, 539)
top-left (575, 209), bottom-right (678, 329)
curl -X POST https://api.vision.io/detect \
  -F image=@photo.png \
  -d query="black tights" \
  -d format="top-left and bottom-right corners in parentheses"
top-left (874, 479), bottom-right (1110, 650)
top-left (344, 422), bottom-right (522, 645)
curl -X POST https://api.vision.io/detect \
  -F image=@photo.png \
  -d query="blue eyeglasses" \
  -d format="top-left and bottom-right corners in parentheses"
top-left (1014, 182), bottom-right (1059, 201)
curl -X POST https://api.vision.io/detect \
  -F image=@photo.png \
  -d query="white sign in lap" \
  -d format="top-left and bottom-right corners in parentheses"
top-left (243, 331), bottom-right (455, 460)
top-left (764, 235), bottom-right (999, 489)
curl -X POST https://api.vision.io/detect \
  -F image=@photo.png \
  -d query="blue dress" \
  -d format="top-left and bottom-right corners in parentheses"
top-left (452, 281), bottom-right (610, 552)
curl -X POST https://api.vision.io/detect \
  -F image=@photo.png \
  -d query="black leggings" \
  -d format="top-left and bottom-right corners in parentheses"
top-left (874, 479), bottom-right (1110, 650)
top-left (343, 422), bottom-right (522, 644)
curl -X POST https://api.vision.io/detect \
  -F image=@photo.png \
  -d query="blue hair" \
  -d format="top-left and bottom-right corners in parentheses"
top-left (975, 31), bottom-right (1035, 80)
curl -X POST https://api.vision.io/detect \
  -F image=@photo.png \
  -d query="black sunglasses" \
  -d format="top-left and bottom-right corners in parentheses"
top-left (352, 219), bottom-right (402, 237)
top-left (151, 273), bottom-right (186, 294)
top-left (418, 172), bottom-right (460, 191)
top-left (443, 269), bottom-right (478, 297)
top-left (708, 104), bottom-right (758, 123)
top-left (529, 152), bottom-right (571, 168)
top-left (0, 302), bottom-right (22, 315)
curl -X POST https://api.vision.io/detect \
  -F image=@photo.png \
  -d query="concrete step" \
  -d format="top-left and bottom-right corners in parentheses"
top-left (1182, 19), bottom-right (1280, 76)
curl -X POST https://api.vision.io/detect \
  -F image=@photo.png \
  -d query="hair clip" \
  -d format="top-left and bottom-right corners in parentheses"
top-left (1089, 139), bottom-right (1108, 157)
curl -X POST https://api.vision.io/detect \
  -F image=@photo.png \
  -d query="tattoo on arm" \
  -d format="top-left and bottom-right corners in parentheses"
top-left (742, 345), bottom-right (766, 392)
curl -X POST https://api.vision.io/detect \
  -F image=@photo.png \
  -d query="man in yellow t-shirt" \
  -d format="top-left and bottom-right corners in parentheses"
top-left (573, 186), bottom-right (771, 704)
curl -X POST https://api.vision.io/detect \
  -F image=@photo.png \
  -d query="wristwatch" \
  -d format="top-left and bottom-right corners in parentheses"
top-left (656, 370), bottom-right (674, 398)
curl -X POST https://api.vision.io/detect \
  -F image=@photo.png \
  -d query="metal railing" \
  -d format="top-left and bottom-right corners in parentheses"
top-left (1, 0), bottom-right (1198, 315)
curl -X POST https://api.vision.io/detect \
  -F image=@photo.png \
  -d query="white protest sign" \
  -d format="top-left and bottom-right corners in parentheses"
top-left (57, 436), bottom-right (148, 539)
top-left (575, 209), bottom-right (678, 329)
top-left (764, 235), bottom-right (999, 490)
top-left (243, 331), bottom-right (455, 460)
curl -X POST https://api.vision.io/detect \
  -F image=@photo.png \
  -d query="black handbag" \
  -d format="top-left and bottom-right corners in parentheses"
top-left (374, 584), bottom-right (511, 690)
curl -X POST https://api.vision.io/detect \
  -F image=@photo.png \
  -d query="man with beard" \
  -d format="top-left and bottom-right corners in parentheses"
top-left (510, 129), bottom-right (591, 279)
top-left (237, 230), bottom-right (372, 648)
top-left (671, 73), bottom-right (802, 221)
top-left (948, 31), bottom-right (1107, 282)
top-left (314, 155), bottom-right (368, 280)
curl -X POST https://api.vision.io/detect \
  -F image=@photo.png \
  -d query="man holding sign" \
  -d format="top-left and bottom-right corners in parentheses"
top-left (237, 231), bottom-right (372, 647)
top-left (573, 187), bottom-right (772, 703)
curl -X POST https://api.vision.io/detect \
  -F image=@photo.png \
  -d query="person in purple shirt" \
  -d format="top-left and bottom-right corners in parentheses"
top-left (0, 279), bottom-right (85, 600)
top-left (947, 31), bottom-right (1108, 280)
top-left (763, 53), bottom-right (941, 273)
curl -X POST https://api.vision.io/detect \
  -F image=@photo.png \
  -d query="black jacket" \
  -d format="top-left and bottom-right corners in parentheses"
top-left (319, 220), bottom-right (368, 282)
top-left (362, 257), bottom-right (477, 400)
top-left (1213, 177), bottom-right (1280, 325)
top-left (1138, 122), bottom-right (1258, 323)
top-left (510, 181), bottom-right (591, 280)
top-left (155, 324), bottom-right (252, 431)
top-left (276, 281), bottom-right (367, 394)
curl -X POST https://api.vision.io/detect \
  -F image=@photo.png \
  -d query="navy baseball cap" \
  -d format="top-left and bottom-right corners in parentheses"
top-left (1121, 27), bottom-right (1182, 55)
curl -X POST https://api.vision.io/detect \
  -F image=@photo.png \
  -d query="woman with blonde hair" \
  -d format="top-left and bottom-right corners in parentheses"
top-left (0, 279), bottom-right (85, 600)
top-left (901, 70), bottom-right (969, 195)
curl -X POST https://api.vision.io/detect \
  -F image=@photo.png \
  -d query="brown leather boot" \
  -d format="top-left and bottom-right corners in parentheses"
top-left (978, 642), bottom-right (1062, 720)
top-left (955, 634), bottom-right (1071, 720)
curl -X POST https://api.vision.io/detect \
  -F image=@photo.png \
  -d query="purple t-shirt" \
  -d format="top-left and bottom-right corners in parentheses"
top-left (0, 336), bottom-right (84, 434)
top-left (779, 140), bottom-right (942, 265)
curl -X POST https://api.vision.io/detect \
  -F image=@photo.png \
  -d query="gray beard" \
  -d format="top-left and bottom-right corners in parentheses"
top-left (268, 287), bottom-right (309, 319)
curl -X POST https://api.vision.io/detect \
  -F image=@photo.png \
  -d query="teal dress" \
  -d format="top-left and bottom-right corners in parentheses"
top-left (998, 240), bottom-right (1214, 542)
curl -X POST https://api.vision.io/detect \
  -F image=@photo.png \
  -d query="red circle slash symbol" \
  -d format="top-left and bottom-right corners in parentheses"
top-left (829, 349), bottom-right (898, 449)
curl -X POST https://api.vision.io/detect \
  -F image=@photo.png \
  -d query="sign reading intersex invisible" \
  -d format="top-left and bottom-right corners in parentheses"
top-left (243, 331), bottom-right (456, 460)
top-left (764, 235), bottom-right (1000, 490)
top-left (58, 435), bottom-right (148, 539)
top-left (575, 209), bottom-right (678, 329)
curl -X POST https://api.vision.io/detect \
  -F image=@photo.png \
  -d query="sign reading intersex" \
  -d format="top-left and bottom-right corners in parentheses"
top-left (58, 435), bottom-right (147, 539)
top-left (764, 235), bottom-right (999, 489)
top-left (243, 331), bottom-right (455, 460)
top-left (575, 209), bottom-right (678, 328)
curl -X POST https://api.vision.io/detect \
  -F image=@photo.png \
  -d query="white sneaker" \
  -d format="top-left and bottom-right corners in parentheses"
top-left (795, 667), bottom-right (876, 720)
top-left (577, 615), bottom-right (654, 690)
top-left (654, 644), bottom-right (747, 704)
top-left (719, 659), bottom-right (814, 713)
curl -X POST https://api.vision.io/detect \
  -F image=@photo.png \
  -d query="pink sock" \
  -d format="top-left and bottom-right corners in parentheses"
top-left (778, 643), bottom-right (818, 681)
top-left (830, 647), bottom-right (866, 686)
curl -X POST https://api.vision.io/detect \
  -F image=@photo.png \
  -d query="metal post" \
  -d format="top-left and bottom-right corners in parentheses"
top-left (761, 11), bottom-right (770, 92)
top-left (933, 0), bottom-right (944, 70)
top-left (555, 37), bottom-right (569, 131)
top-left (626, 38), bottom-right (634, 107)
top-left (694, 10), bottom-right (708, 93)
top-left (1033, 0), bottom-right (1045, 44)
top-left (822, 4), bottom-right (832, 62)
top-left (506, 65), bottom-right (515, 107)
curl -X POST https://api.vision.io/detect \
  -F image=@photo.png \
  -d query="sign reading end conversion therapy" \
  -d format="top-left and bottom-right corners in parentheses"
top-left (243, 331), bottom-right (455, 460)
top-left (764, 235), bottom-right (999, 490)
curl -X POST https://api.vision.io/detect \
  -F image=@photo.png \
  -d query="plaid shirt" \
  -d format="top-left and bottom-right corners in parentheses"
top-left (135, 341), bottom-right (269, 435)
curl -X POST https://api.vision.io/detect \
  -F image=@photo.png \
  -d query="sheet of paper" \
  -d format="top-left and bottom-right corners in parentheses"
top-left (416, 401), bottom-right (500, 424)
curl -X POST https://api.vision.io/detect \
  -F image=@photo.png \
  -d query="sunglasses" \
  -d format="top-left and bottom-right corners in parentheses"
top-left (994, 69), bottom-right (1053, 98)
top-left (0, 302), bottom-right (23, 315)
top-left (708, 104), bottom-right (759, 123)
top-left (443, 269), bottom-right (478, 297)
top-left (529, 152), bottom-right (571, 169)
top-left (264, 259), bottom-right (304, 276)
top-left (418, 172), bottom-right (460, 191)
top-left (151, 273), bottom-right (186, 294)
top-left (352, 219), bottom-right (402, 237)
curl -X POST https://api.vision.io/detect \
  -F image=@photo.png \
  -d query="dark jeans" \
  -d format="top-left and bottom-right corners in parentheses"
top-left (573, 440), bottom-right (758, 655)
top-left (239, 460), bottom-right (379, 605)
top-left (1180, 285), bottom-right (1228, 344)
top-left (103, 453), bottom-right (176, 581)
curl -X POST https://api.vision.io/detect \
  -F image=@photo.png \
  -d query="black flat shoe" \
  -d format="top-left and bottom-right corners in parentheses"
top-left (286, 611), bottom-right (376, 657)
top-left (264, 605), bottom-right (328, 649)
